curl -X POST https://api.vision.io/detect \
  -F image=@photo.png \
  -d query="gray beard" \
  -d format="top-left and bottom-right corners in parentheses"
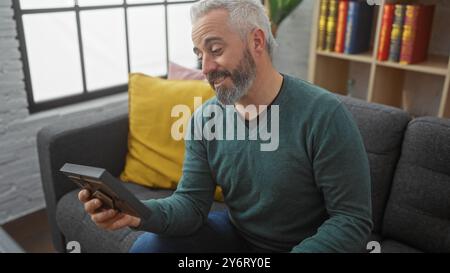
top-left (214, 49), bottom-right (256, 105)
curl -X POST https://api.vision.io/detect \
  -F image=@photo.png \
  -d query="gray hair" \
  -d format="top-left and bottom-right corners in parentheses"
top-left (190, 0), bottom-right (277, 58)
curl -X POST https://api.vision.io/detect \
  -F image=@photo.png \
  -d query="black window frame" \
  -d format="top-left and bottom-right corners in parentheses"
top-left (13, 0), bottom-right (198, 113)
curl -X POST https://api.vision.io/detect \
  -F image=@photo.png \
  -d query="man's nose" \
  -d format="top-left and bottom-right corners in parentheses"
top-left (201, 56), bottom-right (218, 76)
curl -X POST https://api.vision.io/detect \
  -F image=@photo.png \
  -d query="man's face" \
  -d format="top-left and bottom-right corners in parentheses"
top-left (192, 10), bottom-right (257, 105)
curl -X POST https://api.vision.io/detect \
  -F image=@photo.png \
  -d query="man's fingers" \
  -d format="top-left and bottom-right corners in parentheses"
top-left (111, 214), bottom-right (134, 230)
top-left (84, 198), bottom-right (102, 214)
top-left (97, 213), bottom-right (129, 230)
top-left (91, 209), bottom-right (118, 224)
top-left (78, 189), bottom-right (91, 203)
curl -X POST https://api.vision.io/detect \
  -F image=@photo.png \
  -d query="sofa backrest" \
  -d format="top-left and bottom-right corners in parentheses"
top-left (338, 95), bottom-right (411, 233)
top-left (382, 117), bottom-right (450, 252)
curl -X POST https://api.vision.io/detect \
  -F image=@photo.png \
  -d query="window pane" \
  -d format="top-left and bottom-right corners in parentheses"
top-left (77, 0), bottom-right (123, 7)
top-left (127, 0), bottom-right (162, 3)
top-left (168, 3), bottom-right (197, 68)
top-left (80, 9), bottom-right (128, 91)
top-left (20, 0), bottom-right (74, 9)
top-left (23, 12), bottom-right (83, 102)
top-left (128, 6), bottom-right (166, 76)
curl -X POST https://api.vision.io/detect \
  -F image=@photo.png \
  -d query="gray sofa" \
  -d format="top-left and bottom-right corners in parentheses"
top-left (37, 95), bottom-right (450, 253)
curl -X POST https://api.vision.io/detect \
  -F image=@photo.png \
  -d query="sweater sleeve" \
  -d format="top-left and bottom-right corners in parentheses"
top-left (137, 112), bottom-right (216, 236)
top-left (291, 103), bottom-right (373, 253)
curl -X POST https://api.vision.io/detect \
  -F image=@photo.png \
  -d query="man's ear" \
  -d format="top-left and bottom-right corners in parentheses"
top-left (251, 28), bottom-right (266, 56)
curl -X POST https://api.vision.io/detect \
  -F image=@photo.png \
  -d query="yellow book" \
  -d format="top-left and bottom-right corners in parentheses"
top-left (318, 0), bottom-right (330, 50)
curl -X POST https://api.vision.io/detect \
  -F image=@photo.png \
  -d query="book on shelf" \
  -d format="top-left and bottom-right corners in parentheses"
top-left (325, 0), bottom-right (338, 51)
top-left (318, 0), bottom-right (330, 50)
top-left (377, 3), bottom-right (395, 61)
top-left (399, 4), bottom-right (435, 64)
top-left (388, 4), bottom-right (406, 62)
top-left (334, 0), bottom-right (349, 53)
top-left (344, 1), bottom-right (374, 54)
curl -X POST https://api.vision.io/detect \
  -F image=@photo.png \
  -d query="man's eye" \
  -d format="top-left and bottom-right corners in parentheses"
top-left (211, 48), bottom-right (223, 55)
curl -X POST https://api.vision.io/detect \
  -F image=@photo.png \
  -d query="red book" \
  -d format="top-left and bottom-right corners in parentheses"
top-left (334, 0), bottom-right (348, 53)
top-left (377, 4), bottom-right (395, 61)
top-left (399, 4), bottom-right (435, 64)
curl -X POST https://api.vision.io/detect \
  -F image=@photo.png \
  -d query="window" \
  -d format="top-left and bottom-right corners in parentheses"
top-left (14, 0), bottom-right (198, 112)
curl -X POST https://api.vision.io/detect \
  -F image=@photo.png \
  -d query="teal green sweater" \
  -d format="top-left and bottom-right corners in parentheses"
top-left (141, 74), bottom-right (373, 253)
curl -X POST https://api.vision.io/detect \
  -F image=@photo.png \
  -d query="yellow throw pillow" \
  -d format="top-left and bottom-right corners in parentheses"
top-left (120, 73), bottom-right (223, 201)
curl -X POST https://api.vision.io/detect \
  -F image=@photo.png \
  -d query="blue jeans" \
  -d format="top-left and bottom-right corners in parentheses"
top-left (129, 210), bottom-right (265, 253)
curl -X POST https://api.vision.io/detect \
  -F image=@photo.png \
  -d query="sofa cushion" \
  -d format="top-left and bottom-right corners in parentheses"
top-left (382, 117), bottom-right (450, 253)
top-left (120, 73), bottom-right (224, 201)
top-left (168, 61), bottom-right (205, 81)
top-left (337, 95), bottom-right (411, 233)
top-left (56, 182), bottom-right (227, 252)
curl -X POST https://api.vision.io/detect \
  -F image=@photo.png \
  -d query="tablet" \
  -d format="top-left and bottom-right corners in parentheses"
top-left (60, 163), bottom-right (152, 219)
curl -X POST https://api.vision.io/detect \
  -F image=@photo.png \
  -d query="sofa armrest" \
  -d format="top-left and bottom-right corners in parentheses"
top-left (37, 110), bottom-right (129, 252)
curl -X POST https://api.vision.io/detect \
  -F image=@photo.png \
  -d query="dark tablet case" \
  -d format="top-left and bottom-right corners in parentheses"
top-left (60, 163), bottom-right (152, 219)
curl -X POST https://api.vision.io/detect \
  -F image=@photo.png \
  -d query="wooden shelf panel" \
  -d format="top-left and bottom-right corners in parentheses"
top-left (316, 50), bottom-right (373, 64)
top-left (376, 55), bottom-right (449, 76)
top-left (314, 55), bottom-right (350, 95)
top-left (370, 65), bottom-right (404, 107)
top-left (443, 83), bottom-right (450, 118)
top-left (440, 58), bottom-right (450, 118)
top-left (309, 0), bottom-right (450, 118)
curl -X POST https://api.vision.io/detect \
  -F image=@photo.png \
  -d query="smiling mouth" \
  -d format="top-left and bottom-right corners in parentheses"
top-left (213, 76), bottom-right (227, 87)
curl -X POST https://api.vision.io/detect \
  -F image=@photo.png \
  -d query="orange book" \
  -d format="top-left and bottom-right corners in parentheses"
top-left (377, 4), bottom-right (395, 61)
top-left (334, 0), bottom-right (348, 53)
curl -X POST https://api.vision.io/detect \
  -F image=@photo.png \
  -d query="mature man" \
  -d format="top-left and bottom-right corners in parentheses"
top-left (79, 0), bottom-right (372, 253)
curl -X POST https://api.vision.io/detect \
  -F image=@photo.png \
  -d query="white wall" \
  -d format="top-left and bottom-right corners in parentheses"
top-left (273, 0), bottom-right (314, 80)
